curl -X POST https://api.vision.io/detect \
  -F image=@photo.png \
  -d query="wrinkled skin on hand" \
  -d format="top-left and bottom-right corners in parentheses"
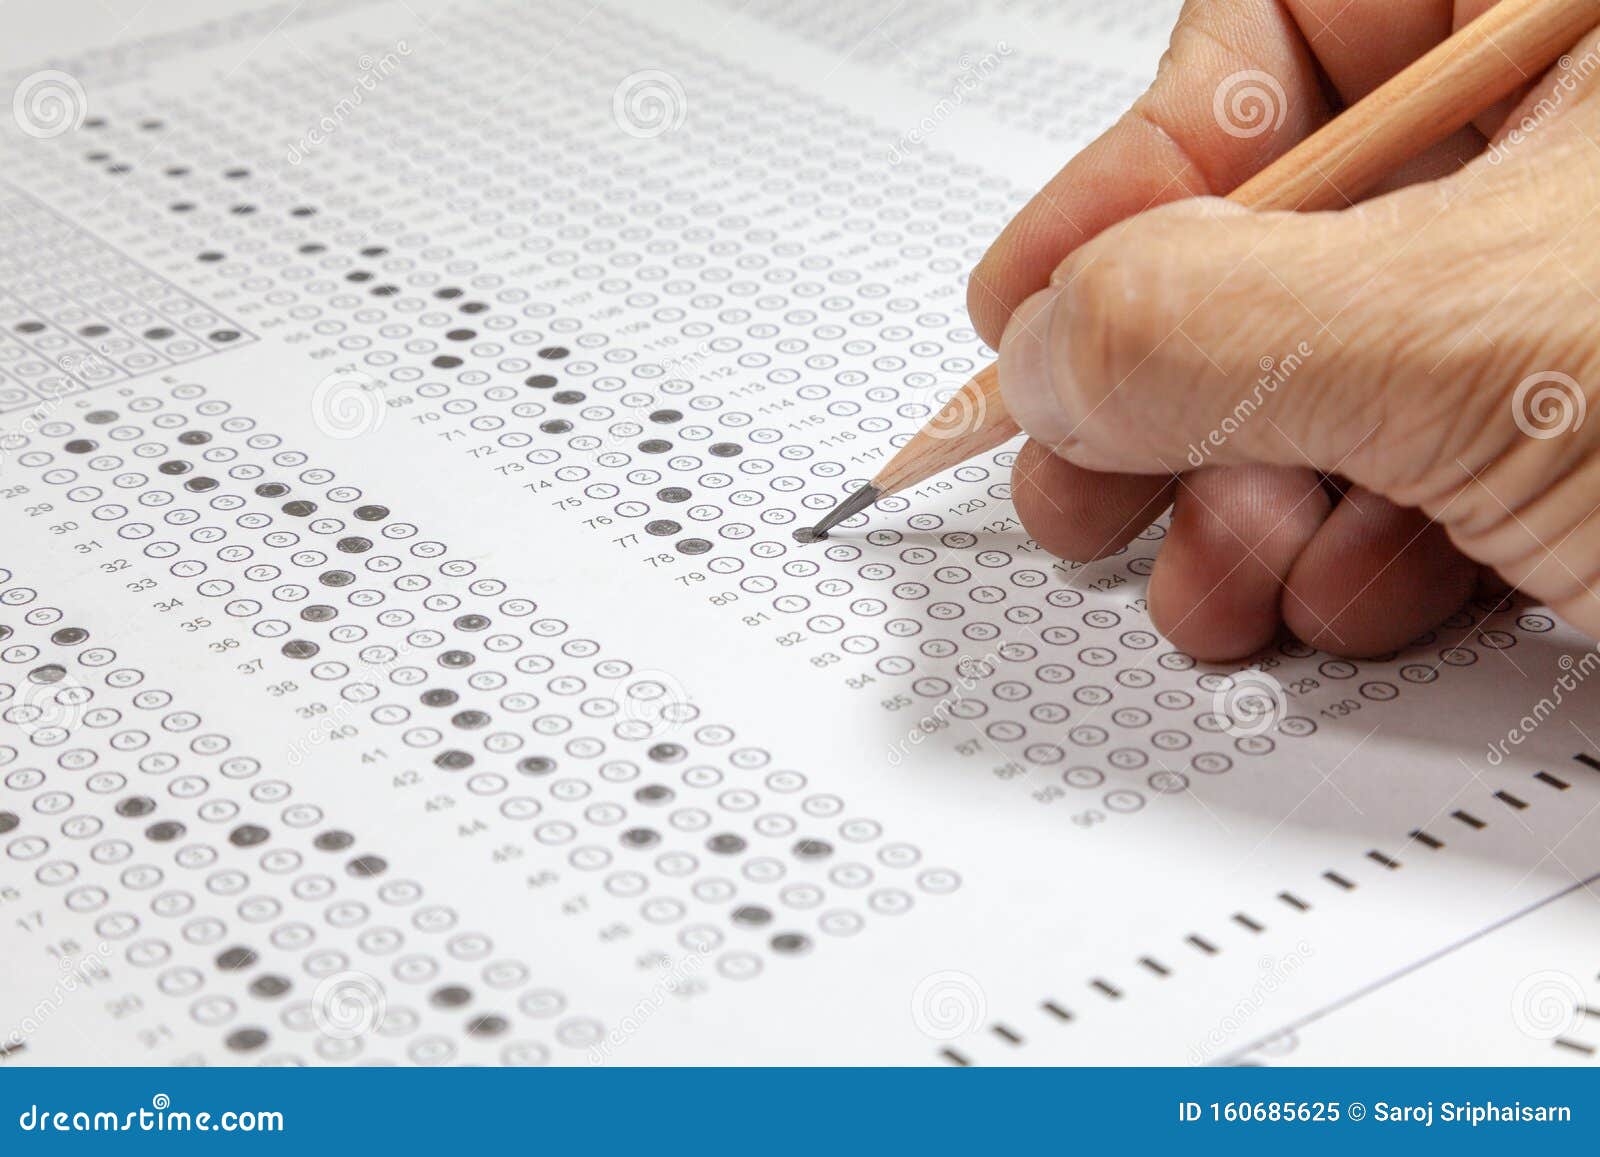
top-left (972, 0), bottom-right (1600, 659)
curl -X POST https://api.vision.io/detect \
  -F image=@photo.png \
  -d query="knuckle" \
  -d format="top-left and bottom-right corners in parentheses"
top-left (1054, 232), bottom-right (1155, 421)
top-left (1053, 207), bottom-right (1221, 461)
top-left (964, 257), bottom-right (1006, 348)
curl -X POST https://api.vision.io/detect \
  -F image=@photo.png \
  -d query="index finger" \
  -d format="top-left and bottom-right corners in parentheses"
top-left (967, 0), bottom-right (1468, 347)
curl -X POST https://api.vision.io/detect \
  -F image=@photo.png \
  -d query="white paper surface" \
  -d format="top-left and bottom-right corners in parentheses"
top-left (0, 0), bottom-right (1597, 1068)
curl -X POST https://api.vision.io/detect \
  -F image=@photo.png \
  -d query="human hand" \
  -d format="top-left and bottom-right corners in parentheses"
top-left (971, 0), bottom-right (1600, 659)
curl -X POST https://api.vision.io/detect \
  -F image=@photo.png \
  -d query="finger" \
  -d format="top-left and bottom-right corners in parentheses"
top-left (1284, 2), bottom-right (1491, 193)
top-left (982, 0), bottom-right (1484, 644)
top-left (1283, 488), bottom-right (1478, 656)
top-left (1447, 449), bottom-right (1600, 629)
top-left (969, 0), bottom-right (1499, 348)
top-left (1141, 2), bottom-right (1490, 664)
top-left (987, 0), bottom-right (1525, 662)
top-left (1284, 0), bottom-right (1453, 96)
top-left (1010, 439), bottom-right (1174, 561)
top-left (1480, 23), bottom-right (1600, 161)
top-left (967, 0), bottom-right (1330, 348)
top-left (994, 181), bottom-right (1509, 493)
top-left (1148, 465), bottom-right (1332, 661)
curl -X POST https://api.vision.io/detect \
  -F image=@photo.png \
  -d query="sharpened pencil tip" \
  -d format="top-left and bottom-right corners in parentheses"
top-left (795, 484), bottom-right (881, 543)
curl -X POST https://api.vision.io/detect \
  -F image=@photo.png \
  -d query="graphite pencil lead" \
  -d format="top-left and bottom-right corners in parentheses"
top-left (795, 484), bottom-right (881, 543)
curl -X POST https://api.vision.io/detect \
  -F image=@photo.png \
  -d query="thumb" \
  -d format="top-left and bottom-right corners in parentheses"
top-left (995, 190), bottom-right (1506, 497)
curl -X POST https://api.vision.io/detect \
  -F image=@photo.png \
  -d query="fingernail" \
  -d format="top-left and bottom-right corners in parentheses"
top-left (998, 284), bottom-right (1076, 452)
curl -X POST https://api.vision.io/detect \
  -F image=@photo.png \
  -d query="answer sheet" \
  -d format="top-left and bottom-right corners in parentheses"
top-left (1, 0), bottom-right (1598, 1068)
